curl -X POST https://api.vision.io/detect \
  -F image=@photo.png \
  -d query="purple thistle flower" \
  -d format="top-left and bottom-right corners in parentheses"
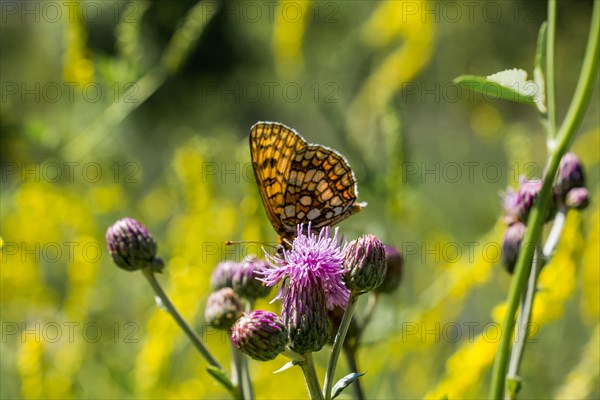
top-left (344, 234), bottom-right (387, 294)
top-left (500, 187), bottom-right (519, 225)
top-left (258, 224), bottom-right (350, 310)
top-left (231, 256), bottom-right (272, 301)
top-left (205, 288), bottom-right (244, 330)
top-left (515, 180), bottom-right (542, 223)
top-left (282, 279), bottom-right (330, 354)
top-left (565, 187), bottom-right (590, 210)
top-left (556, 152), bottom-right (585, 197)
top-left (105, 217), bottom-right (163, 272)
top-left (231, 310), bottom-right (288, 361)
top-left (501, 222), bottom-right (526, 274)
top-left (210, 260), bottom-right (238, 290)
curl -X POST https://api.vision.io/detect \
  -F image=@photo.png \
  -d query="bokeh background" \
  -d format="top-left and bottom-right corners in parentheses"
top-left (1, 0), bottom-right (598, 399)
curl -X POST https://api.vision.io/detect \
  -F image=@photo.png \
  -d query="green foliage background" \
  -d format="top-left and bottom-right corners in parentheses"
top-left (1, 1), bottom-right (598, 399)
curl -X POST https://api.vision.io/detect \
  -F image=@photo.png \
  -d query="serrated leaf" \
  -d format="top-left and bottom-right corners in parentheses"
top-left (454, 70), bottom-right (539, 105)
top-left (206, 366), bottom-right (234, 390)
top-left (534, 22), bottom-right (548, 114)
top-left (273, 361), bottom-right (297, 374)
top-left (330, 372), bottom-right (366, 400)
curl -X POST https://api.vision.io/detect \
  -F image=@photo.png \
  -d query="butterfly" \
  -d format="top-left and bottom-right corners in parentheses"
top-left (249, 121), bottom-right (366, 245)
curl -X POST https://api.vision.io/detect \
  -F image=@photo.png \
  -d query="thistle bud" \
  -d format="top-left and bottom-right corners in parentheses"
top-left (210, 260), bottom-right (237, 290)
top-left (375, 245), bottom-right (404, 294)
top-left (565, 187), bottom-right (589, 210)
top-left (344, 235), bottom-right (387, 293)
top-left (205, 288), bottom-right (244, 330)
top-left (501, 187), bottom-right (519, 225)
top-left (231, 310), bottom-right (288, 361)
top-left (231, 256), bottom-right (271, 301)
top-left (282, 283), bottom-right (330, 354)
top-left (515, 180), bottom-right (541, 223)
top-left (105, 218), bottom-right (163, 272)
top-left (501, 222), bottom-right (526, 274)
top-left (556, 153), bottom-right (585, 197)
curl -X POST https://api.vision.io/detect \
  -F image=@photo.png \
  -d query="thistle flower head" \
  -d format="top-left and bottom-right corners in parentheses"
top-left (231, 310), bottom-right (288, 361)
top-left (258, 224), bottom-right (349, 310)
top-left (344, 234), bottom-right (387, 294)
top-left (205, 288), bottom-right (244, 330)
top-left (565, 187), bottom-right (589, 210)
top-left (105, 218), bottom-right (163, 272)
top-left (501, 222), bottom-right (526, 274)
top-left (231, 256), bottom-right (271, 301)
top-left (211, 257), bottom-right (271, 301)
top-left (516, 180), bottom-right (542, 223)
top-left (282, 281), bottom-right (330, 354)
top-left (210, 260), bottom-right (238, 290)
top-left (556, 152), bottom-right (585, 196)
top-left (501, 187), bottom-right (519, 225)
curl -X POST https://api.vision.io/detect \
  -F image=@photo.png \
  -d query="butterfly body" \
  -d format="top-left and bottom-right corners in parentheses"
top-left (249, 121), bottom-right (366, 244)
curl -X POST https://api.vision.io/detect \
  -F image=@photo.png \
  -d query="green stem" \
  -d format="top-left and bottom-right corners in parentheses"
top-left (142, 269), bottom-right (222, 369)
top-left (324, 294), bottom-right (360, 400)
top-left (240, 354), bottom-right (254, 400)
top-left (300, 353), bottom-right (325, 400)
top-left (343, 346), bottom-right (365, 400)
top-left (229, 334), bottom-right (244, 400)
top-left (506, 247), bottom-right (542, 400)
top-left (546, 0), bottom-right (558, 140)
top-left (489, 3), bottom-right (599, 399)
top-left (357, 293), bottom-right (378, 342)
top-left (506, 209), bottom-right (567, 399)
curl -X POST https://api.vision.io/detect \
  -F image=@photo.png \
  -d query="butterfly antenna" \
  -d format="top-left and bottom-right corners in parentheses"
top-left (224, 240), bottom-right (270, 246)
top-left (224, 240), bottom-right (280, 255)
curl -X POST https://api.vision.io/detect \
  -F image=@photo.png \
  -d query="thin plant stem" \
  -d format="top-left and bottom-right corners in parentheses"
top-left (358, 293), bottom-right (378, 341)
top-left (324, 294), bottom-right (360, 400)
top-left (240, 300), bottom-right (254, 400)
top-left (343, 346), bottom-right (365, 400)
top-left (506, 209), bottom-right (567, 399)
top-left (506, 247), bottom-right (542, 400)
top-left (142, 269), bottom-right (239, 398)
top-left (141, 269), bottom-right (222, 368)
top-left (241, 355), bottom-right (254, 400)
top-left (543, 208), bottom-right (567, 259)
top-left (489, 3), bottom-right (599, 398)
top-left (546, 0), bottom-right (558, 141)
top-left (229, 335), bottom-right (245, 400)
top-left (300, 353), bottom-right (324, 400)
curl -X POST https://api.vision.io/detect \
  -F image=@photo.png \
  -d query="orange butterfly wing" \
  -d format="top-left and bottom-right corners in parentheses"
top-left (250, 121), bottom-right (365, 243)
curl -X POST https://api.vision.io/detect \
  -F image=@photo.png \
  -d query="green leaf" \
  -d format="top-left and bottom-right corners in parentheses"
top-left (206, 366), bottom-right (234, 391)
top-left (535, 22), bottom-right (548, 77)
top-left (273, 361), bottom-right (297, 374)
top-left (331, 372), bottom-right (366, 400)
top-left (534, 22), bottom-right (548, 114)
top-left (454, 70), bottom-right (540, 105)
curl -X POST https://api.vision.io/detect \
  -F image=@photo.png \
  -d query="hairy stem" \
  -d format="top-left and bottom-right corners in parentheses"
top-left (300, 353), bottom-right (324, 400)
